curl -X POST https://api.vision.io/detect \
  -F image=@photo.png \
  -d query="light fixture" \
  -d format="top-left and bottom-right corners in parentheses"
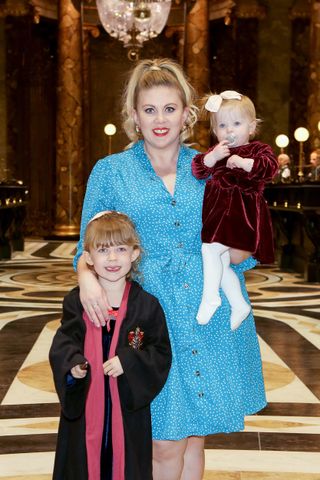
top-left (275, 134), bottom-right (289, 154)
top-left (294, 127), bottom-right (309, 180)
top-left (104, 123), bottom-right (117, 154)
top-left (96, 0), bottom-right (172, 61)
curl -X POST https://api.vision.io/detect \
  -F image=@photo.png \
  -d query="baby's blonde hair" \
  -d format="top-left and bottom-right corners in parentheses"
top-left (201, 93), bottom-right (261, 139)
top-left (84, 211), bottom-right (141, 279)
top-left (122, 58), bottom-right (198, 144)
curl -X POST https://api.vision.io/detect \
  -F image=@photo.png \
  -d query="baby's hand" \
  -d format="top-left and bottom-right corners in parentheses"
top-left (70, 362), bottom-right (88, 379)
top-left (227, 155), bottom-right (254, 172)
top-left (103, 356), bottom-right (124, 378)
top-left (204, 141), bottom-right (230, 167)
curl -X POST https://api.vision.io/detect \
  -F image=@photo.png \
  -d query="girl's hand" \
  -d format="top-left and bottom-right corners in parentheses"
top-left (103, 356), bottom-right (124, 378)
top-left (204, 140), bottom-right (230, 167)
top-left (71, 364), bottom-right (88, 379)
top-left (227, 155), bottom-right (254, 172)
top-left (78, 256), bottom-right (111, 327)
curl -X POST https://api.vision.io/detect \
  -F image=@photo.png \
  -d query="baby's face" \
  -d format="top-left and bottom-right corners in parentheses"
top-left (214, 108), bottom-right (256, 147)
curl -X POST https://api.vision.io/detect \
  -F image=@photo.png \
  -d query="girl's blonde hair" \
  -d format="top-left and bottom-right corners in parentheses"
top-left (122, 58), bottom-right (198, 144)
top-left (84, 211), bottom-right (141, 279)
top-left (201, 93), bottom-right (261, 139)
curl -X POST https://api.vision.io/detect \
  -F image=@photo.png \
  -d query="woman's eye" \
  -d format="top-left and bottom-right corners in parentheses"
top-left (166, 106), bottom-right (175, 113)
top-left (144, 107), bottom-right (155, 114)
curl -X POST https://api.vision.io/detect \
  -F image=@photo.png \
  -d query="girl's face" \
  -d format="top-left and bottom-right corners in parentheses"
top-left (133, 86), bottom-right (189, 151)
top-left (214, 107), bottom-right (256, 147)
top-left (85, 245), bottom-right (139, 285)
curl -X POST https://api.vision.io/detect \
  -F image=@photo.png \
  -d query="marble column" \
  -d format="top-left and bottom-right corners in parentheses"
top-left (184, 0), bottom-right (210, 151)
top-left (53, 0), bottom-right (84, 237)
top-left (308, 0), bottom-right (320, 148)
top-left (0, 18), bottom-right (7, 178)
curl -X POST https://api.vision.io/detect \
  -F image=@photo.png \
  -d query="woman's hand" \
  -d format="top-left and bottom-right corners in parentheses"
top-left (229, 248), bottom-right (251, 264)
top-left (77, 255), bottom-right (110, 327)
top-left (103, 356), bottom-right (124, 378)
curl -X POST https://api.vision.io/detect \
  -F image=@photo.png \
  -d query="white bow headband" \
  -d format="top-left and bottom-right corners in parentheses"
top-left (205, 90), bottom-right (242, 113)
top-left (88, 210), bottom-right (123, 224)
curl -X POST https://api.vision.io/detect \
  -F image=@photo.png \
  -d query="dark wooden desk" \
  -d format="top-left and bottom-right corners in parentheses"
top-left (0, 182), bottom-right (29, 259)
top-left (265, 183), bottom-right (320, 282)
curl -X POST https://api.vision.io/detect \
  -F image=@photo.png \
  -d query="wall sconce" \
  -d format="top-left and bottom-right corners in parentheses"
top-left (275, 134), bottom-right (289, 154)
top-left (294, 127), bottom-right (309, 180)
top-left (104, 123), bottom-right (117, 155)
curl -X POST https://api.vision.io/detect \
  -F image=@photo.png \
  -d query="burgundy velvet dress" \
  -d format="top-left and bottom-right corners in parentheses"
top-left (192, 141), bottom-right (278, 264)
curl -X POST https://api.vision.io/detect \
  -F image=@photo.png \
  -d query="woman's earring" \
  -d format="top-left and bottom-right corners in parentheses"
top-left (135, 124), bottom-right (141, 134)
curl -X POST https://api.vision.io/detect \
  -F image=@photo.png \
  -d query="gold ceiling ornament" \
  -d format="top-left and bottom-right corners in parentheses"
top-left (0, 0), bottom-right (33, 17)
top-left (235, 0), bottom-right (266, 19)
top-left (95, 0), bottom-right (172, 61)
top-left (208, 0), bottom-right (236, 22)
top-left (289, 0), bottom-right (310, 20)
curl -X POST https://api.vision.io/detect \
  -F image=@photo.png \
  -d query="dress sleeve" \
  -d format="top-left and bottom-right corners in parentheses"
top-left (247, 143), bottom-right (279, 182)
top-left (73, 158), bottom-right (116, 270)
top-left (49, 290), bottom-right (89, 419)
top-left (116, 300), bottom-right (172, 412)
top-left (231, 256), bottom-right (257, 273)
top-left (191, 147), bottom-right (215, 179)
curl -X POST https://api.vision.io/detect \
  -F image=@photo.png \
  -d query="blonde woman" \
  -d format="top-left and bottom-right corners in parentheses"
top-left (75, 60), bottom-right (266, 480)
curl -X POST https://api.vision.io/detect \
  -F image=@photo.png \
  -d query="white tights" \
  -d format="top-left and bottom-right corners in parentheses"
top-left (197, 242), bottom-right (251, 329)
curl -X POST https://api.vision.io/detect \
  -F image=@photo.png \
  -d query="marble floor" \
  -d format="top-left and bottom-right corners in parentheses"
top-left (0, 240), bottom-right (319, 479)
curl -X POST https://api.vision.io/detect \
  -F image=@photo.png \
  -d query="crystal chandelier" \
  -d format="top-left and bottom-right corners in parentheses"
top-left (96, 0), bottom-right (172, 60)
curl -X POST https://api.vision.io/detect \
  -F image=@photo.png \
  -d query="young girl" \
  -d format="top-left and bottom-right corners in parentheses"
top-left (49, 211), bottom-right (171, 480)
top-left (192, 90), bottom-right (278, 329)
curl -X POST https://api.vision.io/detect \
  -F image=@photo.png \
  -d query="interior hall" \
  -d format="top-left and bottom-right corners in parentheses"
top-left (0, 0), bottom-right (319, 479)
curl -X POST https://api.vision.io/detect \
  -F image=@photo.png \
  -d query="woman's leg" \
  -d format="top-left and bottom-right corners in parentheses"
top-left (197, 242), bottom-right (229, 325)
top-left (180, 436), bottom-right (205, 480)
top-left (153, 438), bottom-right (188, 480)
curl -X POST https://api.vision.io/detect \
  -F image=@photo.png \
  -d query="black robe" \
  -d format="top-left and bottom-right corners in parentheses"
top-left (49, 281), bottom-right (172, 480)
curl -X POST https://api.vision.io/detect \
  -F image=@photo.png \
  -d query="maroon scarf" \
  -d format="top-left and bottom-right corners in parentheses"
top-left (83, 282), bottom-right (131, 480)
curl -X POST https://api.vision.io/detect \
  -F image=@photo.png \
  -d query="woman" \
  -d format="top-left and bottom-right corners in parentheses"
top-left (75, 58), bottom-right (266, 480)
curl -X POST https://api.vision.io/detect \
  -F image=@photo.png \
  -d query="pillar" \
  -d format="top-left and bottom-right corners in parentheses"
top-left (308, 0), bottom-right (320, 148)
top-left (184, 0), bottom-right (210, 150)
top-left (53, 0), bottom-right (84, 237)
top-left (0, 18), bottom-right (7, 178)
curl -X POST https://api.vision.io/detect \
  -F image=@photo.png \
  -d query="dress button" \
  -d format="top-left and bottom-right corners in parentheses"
top-left (171, 199), bottom-right (177, 206)
top-left (192, 349), bottom-right (198, 355)
top-left (195, 370), bottom-right (200, 376)
top-left (198, 392), bottom-right (204, 398)
top-left (184, 283), bottom-right (189, 289)
top-left (174, 220), bottom-right (181, 227)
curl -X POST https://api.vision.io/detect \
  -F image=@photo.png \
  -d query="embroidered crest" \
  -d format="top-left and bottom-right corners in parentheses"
top-left (128, 327), bottom-right (144, 350)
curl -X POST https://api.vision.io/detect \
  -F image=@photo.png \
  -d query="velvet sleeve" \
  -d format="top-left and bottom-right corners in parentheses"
top-left (247, 143), bottom-right (279, 182)
top-left (49, 288), bottom-right (90, 420)
top-left (73, 157), bottom-right (117, 269)
top-left (191, 147), bottom-right (215, 179)
top-left (116, 299), bottom-right (172, 412)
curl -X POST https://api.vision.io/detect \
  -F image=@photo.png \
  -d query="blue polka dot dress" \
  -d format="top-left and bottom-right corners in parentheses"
top-left (75, 140), bottom-right (266, 441)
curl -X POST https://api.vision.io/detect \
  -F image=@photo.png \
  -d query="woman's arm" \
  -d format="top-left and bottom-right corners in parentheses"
top-left (77, 254), bottom-right (110, 327)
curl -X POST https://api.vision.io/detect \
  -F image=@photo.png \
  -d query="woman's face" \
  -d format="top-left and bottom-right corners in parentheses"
top-left (133, 85), bottom-right (189, 151)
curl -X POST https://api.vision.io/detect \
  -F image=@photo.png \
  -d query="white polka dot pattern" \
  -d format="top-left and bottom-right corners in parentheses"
top-left (75, 141), bottom-right (266, 440)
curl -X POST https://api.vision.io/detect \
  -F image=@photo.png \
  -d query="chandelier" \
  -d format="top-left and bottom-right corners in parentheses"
top-left (96, 0), bottom-right (172, 60)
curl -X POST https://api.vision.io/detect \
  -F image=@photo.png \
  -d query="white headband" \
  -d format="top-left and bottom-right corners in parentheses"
top-left (205, 90), bottom-right (242, 113)
top-left (88, 210), bottom-right (113, 224)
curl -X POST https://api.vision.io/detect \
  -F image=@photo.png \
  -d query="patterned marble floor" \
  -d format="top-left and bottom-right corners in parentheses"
top-left (0, 240), bottom-right (319, 479)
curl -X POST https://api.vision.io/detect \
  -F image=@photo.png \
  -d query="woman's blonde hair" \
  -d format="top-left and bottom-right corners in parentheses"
top-left (201, 93), bottom-right (261, 139)
top-left (122, 58), bottom-right (198, 144)
top-left (84, 211), bottom-right (141, 279)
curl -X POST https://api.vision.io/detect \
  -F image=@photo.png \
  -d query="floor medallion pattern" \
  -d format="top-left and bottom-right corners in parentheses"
top-left (0, 241), bottom-right (319, 479)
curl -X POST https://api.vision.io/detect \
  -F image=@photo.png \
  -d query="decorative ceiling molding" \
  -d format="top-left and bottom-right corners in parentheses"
top-left (209, 0), bottom-right (235, 21)
top-left (289, 0), bottom-right (310, 19)
top-left (235, 0), bottom-right (267, 19)
top-left (0, 0), bottom-right (33, 17)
